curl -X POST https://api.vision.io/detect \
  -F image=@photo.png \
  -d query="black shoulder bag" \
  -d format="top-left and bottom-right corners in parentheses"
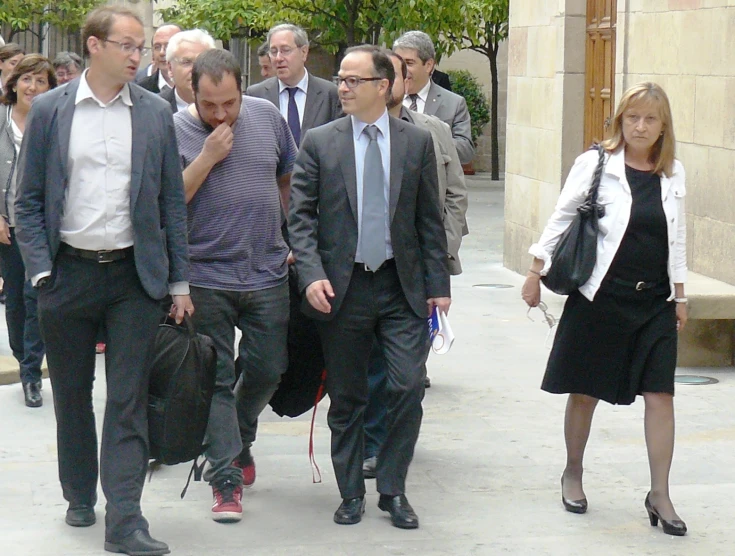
top-left (542, 145), bottom-right (606, 295)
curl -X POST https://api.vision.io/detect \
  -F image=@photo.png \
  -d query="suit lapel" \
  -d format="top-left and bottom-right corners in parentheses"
top-left (335, 118), bottom-right (358, 224)
top-left (389, 118), bottom-right (406, 224)
top-left (129, 89), bottom-right (149, 212)
top-left (301, 75), bottom-right (323, 132)
top-left (56, 82), bottom-right (80, 179)
top-left (265, 78), bottom-right (280, 108)
top-left (423, 82), bottom-right (441, 117)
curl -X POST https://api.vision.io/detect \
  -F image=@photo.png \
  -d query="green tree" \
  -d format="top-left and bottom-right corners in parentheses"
top-left (403, 0), bottom-right (509, 179)
top-left (0, 0), bottom-right (102, 41)
top-left (156, 0), bottom-right (272, 48)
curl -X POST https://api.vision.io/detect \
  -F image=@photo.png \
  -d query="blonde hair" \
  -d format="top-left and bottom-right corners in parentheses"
top-left (601, 82), bottom-right (676, 177)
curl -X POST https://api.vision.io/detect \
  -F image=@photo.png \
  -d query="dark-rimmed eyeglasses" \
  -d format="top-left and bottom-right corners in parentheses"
top-left (337, 76), bottom-right (384, 90)
top-left (104, 39), bottom-right (150, 57)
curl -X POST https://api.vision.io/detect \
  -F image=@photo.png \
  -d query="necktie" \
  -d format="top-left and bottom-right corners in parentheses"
top-left (360, 125), bottom-right (387, 271)
top-left (409, 94), bottom-right (419, 112)
top-left (287, 87), bottom-right (301, 147)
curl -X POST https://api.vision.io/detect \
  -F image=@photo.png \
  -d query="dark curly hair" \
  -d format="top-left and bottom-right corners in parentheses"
top-left (0, 54), bottom-right (58, 106)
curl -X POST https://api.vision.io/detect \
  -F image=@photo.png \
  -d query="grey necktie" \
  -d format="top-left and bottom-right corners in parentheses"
top-left (409, 94), bottom-right (419, 112)
top-left (360, 125), bottom-right (387, 271)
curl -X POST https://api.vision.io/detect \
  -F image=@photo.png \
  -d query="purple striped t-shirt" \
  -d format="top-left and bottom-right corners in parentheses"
top-left (174, 97), bottom-right (297, 291)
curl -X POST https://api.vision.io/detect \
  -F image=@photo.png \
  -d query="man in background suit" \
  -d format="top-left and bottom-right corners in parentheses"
top-left (256, 41), bottom-right (275, 79)
top-left (393, 31), bottom-right (474, 165)
top-left (289, 45), bottom-right (450, 529)
top-left (246, 23), bottom-right (341, 146)
top-left (363, 49), bottom-right (468, 478)
top-left (432, 67), bottom-right (452, 91)
top-left (160, 28), bottom-right (215, 114)
top-left (15, 6), bottom-right (191, 555)
top-left (138, 23), bottom-right (181, 93)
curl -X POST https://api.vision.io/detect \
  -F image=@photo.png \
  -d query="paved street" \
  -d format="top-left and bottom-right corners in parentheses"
top-left (0, 176), bottom-right (733, 555)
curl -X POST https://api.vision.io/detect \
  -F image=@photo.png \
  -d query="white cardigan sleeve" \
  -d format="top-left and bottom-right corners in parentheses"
top-left (528, 150), bottom-right (599, 274)
top-left (672, 162), bottom-right (687, 284)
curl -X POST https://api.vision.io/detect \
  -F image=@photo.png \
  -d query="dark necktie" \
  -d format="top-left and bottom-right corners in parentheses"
top-left (409, 94), bottom-right (419, 112)
top-left (360, 125), bottom-right (387, 271)
top-left (287, 87), bottom-right (301, 147)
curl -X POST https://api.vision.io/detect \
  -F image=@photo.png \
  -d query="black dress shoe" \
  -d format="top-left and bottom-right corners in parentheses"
top-left (378, 494), bottom-right (419, 529)
top-left (333, 497), bottom-right (366, 525)
top-left (560, 476), bottom-right (587, 514)
top-left (23, 382), bottom-right (42, 408)
top-left (424, 376), bottom-right (431, 388)
top-left (65, 504), bottom-right (96, 527)
top-left (104, 529), bottom-right (170, 555)
top-left (362, 456), bottom-right (377, 479)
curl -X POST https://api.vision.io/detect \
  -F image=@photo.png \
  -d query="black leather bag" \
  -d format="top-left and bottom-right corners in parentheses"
top-left (542, 145), bottom-right (606, 295)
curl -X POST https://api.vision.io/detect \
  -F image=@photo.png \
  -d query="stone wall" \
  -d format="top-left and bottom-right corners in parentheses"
top-left (617, 0), bottom-right (735, 284)
top-left (503, 1), bottom-right (587, 273)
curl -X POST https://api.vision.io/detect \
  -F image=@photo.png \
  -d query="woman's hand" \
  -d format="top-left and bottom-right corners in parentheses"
top-left (522, 274), bottom-right (542, 307)
top-left (676, 302), bottom-right (688, 332)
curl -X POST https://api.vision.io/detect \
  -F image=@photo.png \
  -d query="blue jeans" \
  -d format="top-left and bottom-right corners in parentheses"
top-left (0, 227), bottom-right (45, 384)
top-left (189, 281), bottom-right (289, 486)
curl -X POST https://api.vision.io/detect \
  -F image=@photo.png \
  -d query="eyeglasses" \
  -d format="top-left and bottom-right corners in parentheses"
top-left (172, 57), bottom-right (195, 68)
top-left (526, 301), bottom-right (558, 349)
top-left (104, 40), bottom-right (150, 57)
top-left (269, 46), bottom-right (304, 58)
top-left (153, 43), bottom-right (169, 53)
top-left (337, 76), bottom-right (384, 90)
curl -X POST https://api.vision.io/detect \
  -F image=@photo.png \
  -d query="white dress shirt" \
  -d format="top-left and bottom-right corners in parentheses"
top-left (403, 78), bottom-right (432, 114)
top-left (7, 106), bottom-right (22, 227)
top-left (278, 69), bottom-right (309, 126)
top-left (352, 110), bottom-right (393, 263)
top-left (529, 148), bottom-right (687, 301)
top-left (61, 70), bottom-right (134, 251)
top-left (158, 70), bottom-right (171, 92)
top-left (174, 88), bottom-right (189, 113)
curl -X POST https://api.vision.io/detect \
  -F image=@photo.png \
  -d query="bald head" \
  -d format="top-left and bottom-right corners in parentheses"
top-left (152, 24), bottom-right (181, 73)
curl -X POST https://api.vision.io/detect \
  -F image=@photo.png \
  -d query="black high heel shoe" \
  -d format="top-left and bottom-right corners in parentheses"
top-left (644, 492), bottom-right (687, 536)
top-left (560, 476), bottom-right (587, 514)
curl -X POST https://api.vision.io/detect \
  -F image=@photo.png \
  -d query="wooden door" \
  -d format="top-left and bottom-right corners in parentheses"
top-left (584, 0), bottom-right (616, 148)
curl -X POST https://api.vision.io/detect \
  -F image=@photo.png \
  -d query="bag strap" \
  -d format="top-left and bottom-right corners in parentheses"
top-left (308, 369), bottom-right (327, 484)
top-left (586, 144), bottom-right (606, 205)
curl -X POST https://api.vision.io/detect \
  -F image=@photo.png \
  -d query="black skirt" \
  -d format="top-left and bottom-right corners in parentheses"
top-left (541, 280), bottom-right (677, 405)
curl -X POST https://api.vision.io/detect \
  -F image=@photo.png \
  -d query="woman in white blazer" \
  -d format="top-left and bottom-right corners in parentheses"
top-left (522, 83), bottom-right (688, 536)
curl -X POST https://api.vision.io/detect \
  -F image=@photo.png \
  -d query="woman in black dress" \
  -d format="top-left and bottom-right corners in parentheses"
top-left (522, 83), bottom-right (688, 536)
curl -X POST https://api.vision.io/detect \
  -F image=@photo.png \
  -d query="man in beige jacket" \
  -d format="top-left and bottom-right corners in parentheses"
top-left (362, 49), bottom-right (469, 478)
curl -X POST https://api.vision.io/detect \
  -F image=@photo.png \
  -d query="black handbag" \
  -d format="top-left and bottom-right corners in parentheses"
top-left (542, 145), bottom-right (606, 295)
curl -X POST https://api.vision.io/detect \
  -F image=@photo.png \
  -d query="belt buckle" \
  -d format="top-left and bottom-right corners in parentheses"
top-left (97, 250), bottom-right (114, 264)
top-left (635, 281), bottom-right (645, 291)
top-left (362, 263), bottom-right (372, 272)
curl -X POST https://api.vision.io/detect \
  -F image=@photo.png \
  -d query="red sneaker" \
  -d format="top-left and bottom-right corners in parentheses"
top-left (211, 481), bottom-right (242, 523)
top-left (95, 343), bottom-right (106, 354)
top-left (234, 448), bottom-right (256, 488)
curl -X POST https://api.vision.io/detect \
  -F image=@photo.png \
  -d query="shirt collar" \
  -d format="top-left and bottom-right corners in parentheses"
top-left (174, 88), bottom-right (189, 109)
top-left (75, 70), bottom-right (133, 107)
top-left (415, 79), bottom-right (432, 102)
top-left (351, 109), bottom-right (390, 142)
top-left (399, 106), bottom-right (414, 123)
top-left (279, 69), bottom-right (309, 95)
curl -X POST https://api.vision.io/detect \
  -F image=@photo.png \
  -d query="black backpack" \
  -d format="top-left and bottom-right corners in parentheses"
top-left (147, 315), bottom-right (216, 495)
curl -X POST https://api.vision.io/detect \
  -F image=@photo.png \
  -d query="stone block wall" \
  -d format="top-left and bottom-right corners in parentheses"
top-left (503, 1), bottom-right (587, 273)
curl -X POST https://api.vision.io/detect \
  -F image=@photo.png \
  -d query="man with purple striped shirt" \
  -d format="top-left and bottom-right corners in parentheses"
top-left (173, 49), bottom-right (297, 523)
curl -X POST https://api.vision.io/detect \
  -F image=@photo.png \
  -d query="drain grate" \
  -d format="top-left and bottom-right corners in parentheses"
top-left (473, 284), bottom-right (514, 289)
top-left (674, 375), bottom-right (719, 385)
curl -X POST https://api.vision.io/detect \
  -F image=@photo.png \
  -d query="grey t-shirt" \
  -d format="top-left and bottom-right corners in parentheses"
top-left (174, 97), bottom-right (297, 291)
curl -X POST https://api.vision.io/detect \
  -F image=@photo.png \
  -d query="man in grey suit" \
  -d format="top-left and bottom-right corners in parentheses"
top-left (393, 31), bottom-right (475, 165)
top-left (289, 45), bottom-right (450, 529)
top-left (246, 23), bottom-right (341, 146)
top-left (15, 6), bottom-right (191, 556)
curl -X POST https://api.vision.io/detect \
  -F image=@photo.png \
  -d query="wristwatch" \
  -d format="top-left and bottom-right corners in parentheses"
top-left (35, 277), bottom-right (50, 289)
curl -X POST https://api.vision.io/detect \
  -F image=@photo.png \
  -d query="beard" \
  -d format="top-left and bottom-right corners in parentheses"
top-left (386, 94), bottom-right (403, 110)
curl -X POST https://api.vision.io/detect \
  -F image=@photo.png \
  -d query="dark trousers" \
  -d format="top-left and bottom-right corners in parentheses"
top-left (38, 253), bottom-right (162, 541)
top-left (190, 281), bottom-right (289, 482)
top-left (0, 228), bottom-right (45, 384)
top-left (317, 265), bottom-right (428, 499)
top-left (364, 341), bottom-right (387, 459)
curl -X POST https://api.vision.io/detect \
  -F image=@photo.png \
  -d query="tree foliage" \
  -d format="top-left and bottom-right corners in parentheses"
top-left (0, 0), bottom-right (103, 40)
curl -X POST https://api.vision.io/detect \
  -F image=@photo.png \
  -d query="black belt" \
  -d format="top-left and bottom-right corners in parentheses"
top-left (59, 243), bottom-right (133, 263)
top-left (355, 258), bottom-right (395, 272)
top-left (608, 277), bottom-right (662, 291)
